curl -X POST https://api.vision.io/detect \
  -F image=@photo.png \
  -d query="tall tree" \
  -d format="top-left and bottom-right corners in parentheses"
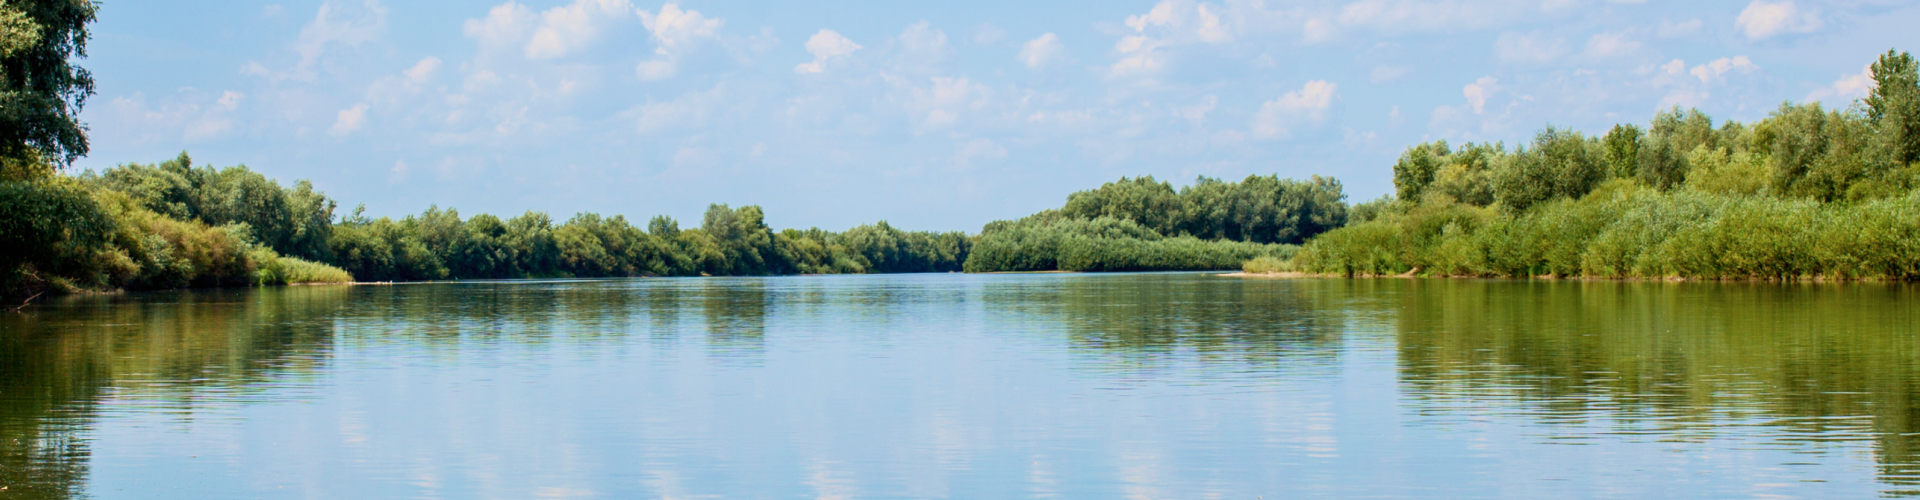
top-left (0, 0), bottom-right (96, 165)
top-left (1867, 49), bottom-right (1920, 165)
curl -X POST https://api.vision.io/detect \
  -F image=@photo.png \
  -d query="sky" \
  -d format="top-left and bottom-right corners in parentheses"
top-left (73, 0), bottom-right (1920, 231)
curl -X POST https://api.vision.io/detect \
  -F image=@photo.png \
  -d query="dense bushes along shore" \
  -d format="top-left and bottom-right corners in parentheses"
top-left (1283, 49), bottom-right (1920, 281)
top-left (1, 151), bottom-right (973, 296)
top-left (962, 175), bottom-right (1340, 272)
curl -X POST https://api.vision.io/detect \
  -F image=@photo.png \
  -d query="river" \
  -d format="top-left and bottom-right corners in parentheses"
top-left (1, 273), bottom-right (1915, 498)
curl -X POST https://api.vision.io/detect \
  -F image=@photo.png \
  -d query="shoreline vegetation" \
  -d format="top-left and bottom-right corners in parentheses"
top-left (1247, 49), bottom-right (1920, 283)
top-left (4, 12), bottom-right (1918, 299)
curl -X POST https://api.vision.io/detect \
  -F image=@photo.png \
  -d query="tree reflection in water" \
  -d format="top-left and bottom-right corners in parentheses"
top-left (1385, 279), bottom-right (1920, 495)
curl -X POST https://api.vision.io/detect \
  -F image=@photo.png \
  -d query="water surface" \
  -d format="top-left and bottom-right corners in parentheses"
top-left (2, 274), bottom-right (1916, 499)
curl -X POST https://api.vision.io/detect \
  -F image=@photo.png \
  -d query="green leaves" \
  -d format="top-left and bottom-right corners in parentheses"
top-left (0, 0), bottom-right (98, 165)
top-left (1868, 49), bottom-right (1920, 165)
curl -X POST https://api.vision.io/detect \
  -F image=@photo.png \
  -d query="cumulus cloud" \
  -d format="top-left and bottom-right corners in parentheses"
top-left (404, 57), bottom-right (442, 84)
top-left (102, 90), bottom-right (249, 144)
top-left (463, 2), bottom-right (535, 50)
top-left (907, 76), bottom-right (989, 129)
top-left (331, 103), bottom-right (370, 135)
top-left (217, 91), bottom-right (245, 110)
top-left (795, 29), bottom-right (861, 74)
top-left (1018, 33), bottom-right (1065, 69)
top-left (524, 0), bottom-right (634, 59)
top-left (244, 0), bottom-right (387, 82)
top-left (1806, 65), bottom-right (1876, 104)
top-left (1251, 80), bottom-right (1337, 139)
top-left (1736, 0), bottom-right (1821, 40)
top-left (1585, 31), bottom-right (1639, 58)
top-left (639, 3), bottom-right (721, 50)
top-left (1689, 56), bottom-right (1758, 85)
top-left (1463, 76), bottom-right (1499, 114)
top-left (1110, 0), bottom-right (1229, 77)
top-left (1125, 0), bottom-right (1229, 43)
top-left (1645, 56), bottom-right (1760, 109)
top-left (894, 22), bottom-right (950, 71)
top-left (635, 3), bottom-right (722, 80)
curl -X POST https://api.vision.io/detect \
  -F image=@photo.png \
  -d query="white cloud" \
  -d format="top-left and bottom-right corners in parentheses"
top-left (1584, 31), bottom-right (1639, 58)
top-left (1019, 33), bottom-right (1065, 69)
top-left (245, 0), bottom-right (387, 82)
top-left (1251, 80), bottom-right (1337, 139)
top-left (101, 91), bottom-right (247, 144)
top-left (1806, 65), bottom-right (1876, 104)
top-left (463, 2), bottom-right (535, 50)
top-left (1736, 1), bottom-right (1821, 40)
top-left (639, 3), bottom-right (721, 50)
top-left (1125, 0), bottom-right (1229, 43)
top-left (795, 29), bottom-right (861, 74)
top-left (217, 91), bottom-right (245, 110)
top-left (895, 22), bottom-right (950, 71)
top-left (1494, 31), bottom-right (1565, 63)
top-left (1463, 76), bottom-right (1499, 114)
top-left (1110, 0), bottom-right (1230, 77)
top-left (524, 0), bottom-right (634, 59)
top-left (332, 103), bottom-right (369, 135)
top-left (1111, 34), bottom-right (1167, 76)
top-left (1643, 56), bottom-right (1760, 110)
top-left (389, 160), bottom-right (409, 183)
top-left (1689, 56), bottom-right (1757, 85)
top-left (906, 76), bottom-right (989, 129)
top-left (791, 29), bottom-right (860, 74)
top-left (635, 3), bottom-right (723, 80)
top-left (404, 57), bottom-right (442, 84)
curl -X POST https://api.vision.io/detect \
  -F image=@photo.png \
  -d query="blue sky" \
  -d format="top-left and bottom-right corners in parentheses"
top-left (74, 0), bottom-right (1920, 231)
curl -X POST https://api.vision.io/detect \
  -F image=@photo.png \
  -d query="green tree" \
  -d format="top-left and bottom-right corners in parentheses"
top-left (1060, 176), bottom-right (1182, 235)
top-left (1392, 141), bottom-right (1448, 201)
top-left (1867, 49), bottom-right (1920, 165)
top-left (0, 0), bottom-right (97, 165)
top-left (1494, 127), bottom-right (1603, 211)
top-left (1602, 124), bottom-right (1642, 179)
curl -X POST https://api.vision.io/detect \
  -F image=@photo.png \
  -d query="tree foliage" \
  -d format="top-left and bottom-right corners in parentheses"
top-left (84, 153), bottom-right (337, 261)
top-left (1299, 47), bottom-right (1920, 281)
top-left (0, 0), bottom-right (96, 165)
top-left (1054, 173), bottom-right (1348, 245)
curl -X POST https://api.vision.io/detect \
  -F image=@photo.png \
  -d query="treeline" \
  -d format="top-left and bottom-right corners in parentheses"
top-left (330, 203), bottom-right (970, 282)
top-left (1283, 49), bottom-right (1920, 281)
top-left (965, 174), bottom-right (1343, 272)
top-left (4, 151), bottom-right (975, 295)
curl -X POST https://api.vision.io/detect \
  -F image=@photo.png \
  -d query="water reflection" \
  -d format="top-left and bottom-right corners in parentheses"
top-left (981, 274), bottom-right (1345, 376)
top-left (0, 286), bottom-right (349, 499)
top-left (1, 275), bottom-right (1917, 498)
top-left (1388, 279), bottom-right (1920, 494)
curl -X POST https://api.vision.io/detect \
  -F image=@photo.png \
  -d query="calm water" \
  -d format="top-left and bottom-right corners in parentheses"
top-left (2, 274), bottom-right (1917, 499)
